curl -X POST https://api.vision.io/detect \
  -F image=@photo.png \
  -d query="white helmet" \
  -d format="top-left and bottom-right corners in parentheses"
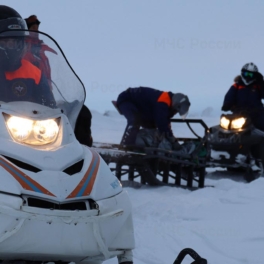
top-left (172, 93), bottom-right (190, 119)
top-left (241, 62), bottom-right (258, 85)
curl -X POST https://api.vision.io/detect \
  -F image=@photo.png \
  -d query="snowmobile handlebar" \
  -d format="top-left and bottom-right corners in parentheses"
top-left (170, 118), bottom-right (209, 140)
top-left (173, 248), bottom-right (207, 264)
top-left (229, 106), bottom-right (263, 116)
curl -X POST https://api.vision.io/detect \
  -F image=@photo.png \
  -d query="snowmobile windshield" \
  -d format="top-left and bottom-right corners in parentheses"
top-left (0, 30), bottom-right (85, 129)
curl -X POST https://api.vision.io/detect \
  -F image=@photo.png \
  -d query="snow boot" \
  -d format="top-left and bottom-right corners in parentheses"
top-left (120, 125), bottom-right (139, 147)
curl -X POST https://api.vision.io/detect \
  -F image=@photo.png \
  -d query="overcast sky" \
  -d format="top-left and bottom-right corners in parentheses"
top-left (3, 0), bottom-right (264, 114)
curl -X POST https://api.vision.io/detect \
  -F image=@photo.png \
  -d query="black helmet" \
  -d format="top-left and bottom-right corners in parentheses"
top-left (241, 62), bottom-right (258, 85)
top-left (0, 5), bottom-right (21, 20)
top-left (0, 5), bottom-right (28, 71)
top-left (171, 93), bottom-right (190, 119)
top-left (0, 5), bottom-right (27, 33)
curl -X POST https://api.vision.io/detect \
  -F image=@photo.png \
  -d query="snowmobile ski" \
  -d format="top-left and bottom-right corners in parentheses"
top-left (173, 248), bottom-right (207, 264)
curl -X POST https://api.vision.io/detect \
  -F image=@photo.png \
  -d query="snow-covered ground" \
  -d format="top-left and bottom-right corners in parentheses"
top-left (92, 109), bottom-right (264, 264)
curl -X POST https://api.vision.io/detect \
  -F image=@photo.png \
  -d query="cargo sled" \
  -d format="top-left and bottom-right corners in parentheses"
top-left (93, 116), bottom-right (210, 189)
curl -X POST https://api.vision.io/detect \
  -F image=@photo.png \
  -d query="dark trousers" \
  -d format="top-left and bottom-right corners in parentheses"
top-left (251, 110), bottom-right (264, 131)
top-left (119, 102), bottom-right (141, 145)
top-left (117, 90), bottom-right (157, 145)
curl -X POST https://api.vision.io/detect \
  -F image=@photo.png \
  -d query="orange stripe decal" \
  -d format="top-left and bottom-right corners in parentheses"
top-left (0, 157), bottom-right (55, 196)
top-left (66, 149), bottom-right (100, 199)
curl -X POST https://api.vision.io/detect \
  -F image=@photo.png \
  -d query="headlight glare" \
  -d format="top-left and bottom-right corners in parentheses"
top-left (7, 116), bottom-right (33, 141)
top-left (33, 120), bottom-right (59, 143)
top-left (231, 117), bottom-right (246, 129)
top-left (5, 114), bottom-right (60, 145)
top-left (220, 116), bottom-right (230, 129)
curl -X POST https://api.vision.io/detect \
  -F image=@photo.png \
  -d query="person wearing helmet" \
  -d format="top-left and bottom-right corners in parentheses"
top-left (0, 5), bottom-right (55, 107)
top-left (23, 14), bottom-right (57, 91)
top-left (222, 62), bottom-right (264, 131)
top-left (23, 13), bottom-right (93, 147)
top-left (116, 86), bottom-right (191, 150)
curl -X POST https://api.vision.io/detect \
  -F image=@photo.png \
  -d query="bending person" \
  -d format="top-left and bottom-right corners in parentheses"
top-left (116, 86), bottom-right (190, 150)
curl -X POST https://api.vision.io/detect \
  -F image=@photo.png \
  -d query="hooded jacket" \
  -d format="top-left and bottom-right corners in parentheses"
top-left (117, 86), bottom-right (176, 138)
top-left (222, 75), bottom-right (264, 112)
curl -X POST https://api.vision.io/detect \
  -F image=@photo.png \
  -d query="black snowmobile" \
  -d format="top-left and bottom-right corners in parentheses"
top-left (206, 111), bottom-right (264, 182)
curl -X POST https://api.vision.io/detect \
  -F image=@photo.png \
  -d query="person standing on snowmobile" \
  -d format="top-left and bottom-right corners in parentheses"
top-left (25, 14), bottom-right (40, 31)
top-left (23, 14), bottom-right (57, 91)
top-left (0, 5), bottom-right (55, 107)
top-left (24, 13), bottom-right (93, 147)
top-left (116, 86), bottom-right (191, 150)
top-left (222, 63), bottom-right (264, 131)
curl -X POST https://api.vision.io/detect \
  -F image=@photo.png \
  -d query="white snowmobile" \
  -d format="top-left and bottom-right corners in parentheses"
top-left (0, 27), bottom-right (134, 263)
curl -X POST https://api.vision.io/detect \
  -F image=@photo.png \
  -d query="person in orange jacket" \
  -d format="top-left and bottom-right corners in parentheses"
top-left (24, 14), bottom-right (93, 146)
top-left (116, 86), bottom-right (190, 150)
top-left (0, 5), bottom-right (55, 107)
top-left (222, 62), bottom-right (264, 131)
top-left (23, 15), bottom-right (56, 90)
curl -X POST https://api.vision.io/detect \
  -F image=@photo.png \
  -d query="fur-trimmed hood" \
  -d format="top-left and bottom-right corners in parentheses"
top-left (234, 75), bottom-right (242, 83)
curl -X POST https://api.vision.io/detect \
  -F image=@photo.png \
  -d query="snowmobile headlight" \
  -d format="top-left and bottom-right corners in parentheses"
top-left (6, 116), bottom-right (33, 141)
top-left (5, 114), bottom-right (60, 145)
top-left (33, 119), bottom-right (59, 143)
top-left (220, 116), bottom-right (230, 129)
top-left (231, 117), bottom-right (246, 129)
